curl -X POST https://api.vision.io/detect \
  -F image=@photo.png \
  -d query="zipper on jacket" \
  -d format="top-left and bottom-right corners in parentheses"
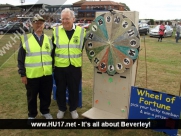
top-left (40, 47), bottom-right (44, 73)
top-left (68, 41), bottom-right (71, 65)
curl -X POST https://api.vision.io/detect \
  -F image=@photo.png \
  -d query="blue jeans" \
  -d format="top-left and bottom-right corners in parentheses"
top-left (176, 32), bottom-right (180, 42)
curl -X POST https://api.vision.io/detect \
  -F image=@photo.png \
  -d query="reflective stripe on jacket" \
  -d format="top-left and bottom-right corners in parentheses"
top-left (21, 33), bottom-right (53, 78)
top-left (53, 25), bottom-right (85, 67)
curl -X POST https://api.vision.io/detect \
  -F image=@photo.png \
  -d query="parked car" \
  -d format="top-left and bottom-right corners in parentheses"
top-left (149, 25), bottom-right (173, 37)
top-left (75, 23), bottom-right (85, 27)
top-left (50, 23), bottom-right (61, 29)
top-left (0, 23), bottom-right (28, 35)
top-left (0, 25), bottom-right (5, 28)
top-left (44, 22), bottom-right (51, 29)
top-left (82, 23), bottom-right (90, 29)
top-left (138, 23), bottom-right (150, 35)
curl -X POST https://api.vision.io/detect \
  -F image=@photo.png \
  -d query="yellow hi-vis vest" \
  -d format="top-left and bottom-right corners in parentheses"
top-left (53, 25), bottom-right (85, 67)
top-left (21, 34), bottom-right (53, 78)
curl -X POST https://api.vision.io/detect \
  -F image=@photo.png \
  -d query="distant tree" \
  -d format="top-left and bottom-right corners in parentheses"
top-left (165, 20), bottom-right (172, 25)
top-left (160, 20), bottom-right (163, 24)
top-left (119, 3), bottom-right (130, 11)
top-left (155, 21), bottom-right (159, 25)
top-left (149, 19), bottom-right (154, 25)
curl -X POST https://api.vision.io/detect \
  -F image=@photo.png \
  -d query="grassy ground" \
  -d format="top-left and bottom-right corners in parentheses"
top-left (0, 30), bottom-right (180, 136)
top-left (136, 35), bottom-right (181, 95)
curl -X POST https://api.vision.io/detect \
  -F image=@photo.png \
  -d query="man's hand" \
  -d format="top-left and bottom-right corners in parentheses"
top-left (21, 76), bottom-right (27, 85)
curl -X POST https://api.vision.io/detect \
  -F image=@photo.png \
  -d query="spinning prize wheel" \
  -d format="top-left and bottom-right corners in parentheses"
top-left (85, 12), bottom-right (140, 76)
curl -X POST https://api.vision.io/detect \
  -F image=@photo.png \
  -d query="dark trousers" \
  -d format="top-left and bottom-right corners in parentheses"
top-left (54, 65), bottom-right (81, 112)
top-left (158, 35), bottom-right (163, 41)
top-left (176, 32), bottom-right (180, 43)
top-left (25, 75), bottom-right (53, 117)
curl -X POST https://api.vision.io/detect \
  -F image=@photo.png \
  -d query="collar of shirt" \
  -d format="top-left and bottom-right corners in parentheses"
top-left (61, 23), bottom-right (75, 31)
top-left (34, 32), bottom-right (43, 41)
top-left (72, 23), bottom-right (75, 30)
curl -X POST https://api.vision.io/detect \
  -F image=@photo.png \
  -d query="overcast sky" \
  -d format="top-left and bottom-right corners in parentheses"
top-left (1, 0), bottom-right (181, 20)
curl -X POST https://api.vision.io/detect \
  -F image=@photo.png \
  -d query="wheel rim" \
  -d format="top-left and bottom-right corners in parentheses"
top-left (0, 31), bottom-right (3, 35)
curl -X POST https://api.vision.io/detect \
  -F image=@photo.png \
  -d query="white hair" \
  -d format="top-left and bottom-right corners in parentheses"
top-left (61, 8), bottom-right (75, 18)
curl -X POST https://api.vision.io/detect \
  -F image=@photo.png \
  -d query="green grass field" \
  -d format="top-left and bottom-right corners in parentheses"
top-left (0, 30), bottom-right (180, 136)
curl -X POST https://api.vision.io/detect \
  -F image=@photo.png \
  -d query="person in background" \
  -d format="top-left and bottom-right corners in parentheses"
top-left (158, 22), bottom-right (165, 42)
top-left (176, 22), bottom-right (181, 43)
top-left (52, 8), bottom-right (86, 119)
top-left (17, 15), bottom-right (53, 119)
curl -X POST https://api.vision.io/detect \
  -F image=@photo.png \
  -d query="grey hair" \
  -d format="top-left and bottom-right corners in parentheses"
top-left (61, 8), bottom-right (75, 18)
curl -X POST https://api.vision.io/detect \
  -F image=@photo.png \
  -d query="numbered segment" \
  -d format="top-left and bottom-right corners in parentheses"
top-left (94, 15), bottom-right (109, 40)
top-left (111, 17), bottom-right (133, 41)
top-left (107, 50), bottom-right (116, 75)
top-left (113, 26), bottom-right (140, 48)
top-left (114, 26), bottom-right (139, 42)
top-left (129, 37), bottom-right (140, 48)
top-left (91, 46), bottom-right (109, 66)
top-left (114, 45), bottom-right (138, 60)
top-left (127, 26), bottom-right (139, 38)
top-left (98, 48), bottom-right (109, 73)
top-left (85, 40), bottom-right (108, 51)
top-left (112, 46), bottom-right (133, 69)
top-left (104, 13), bottom-right (113, 40)
top-left (87, 21), bottom-right (108, 42)
top-left (114, 36), bottom-right (140, 49)
top-left (114, 60), bottom-right (125, 74)
top-left (85, 31), bottom-right (106, 44)
top-left (86, 45), bottom-right (108, 61)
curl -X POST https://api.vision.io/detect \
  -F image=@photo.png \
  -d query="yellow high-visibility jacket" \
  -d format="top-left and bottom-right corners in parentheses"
top-left (53, 25), bottom-right (85, 67)
top-left (21, 34), bottom-right (53, 78)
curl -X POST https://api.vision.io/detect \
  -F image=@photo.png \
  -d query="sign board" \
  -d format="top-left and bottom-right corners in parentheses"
top-left (129, 86), bottom-right (181, 136)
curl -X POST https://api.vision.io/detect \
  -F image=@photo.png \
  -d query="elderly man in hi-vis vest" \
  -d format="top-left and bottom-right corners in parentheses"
top-left (52, 8), bottom-right (86, 119)
top-left (18, 15), bottom-right (53, 119)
